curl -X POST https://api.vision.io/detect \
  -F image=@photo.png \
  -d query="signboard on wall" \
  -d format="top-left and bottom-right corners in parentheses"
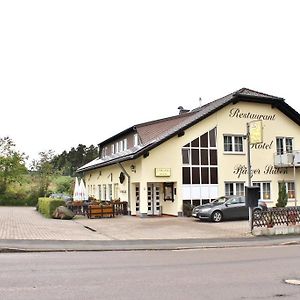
top-left (155, 168), bottom-right (171, 177)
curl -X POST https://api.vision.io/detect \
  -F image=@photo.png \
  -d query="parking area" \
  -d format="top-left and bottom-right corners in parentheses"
top-left (0, 207), bottom-right (251, 241)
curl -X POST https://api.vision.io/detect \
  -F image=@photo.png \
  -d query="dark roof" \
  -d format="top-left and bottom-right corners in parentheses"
top-left (77, 88), bottom-right (300, 172)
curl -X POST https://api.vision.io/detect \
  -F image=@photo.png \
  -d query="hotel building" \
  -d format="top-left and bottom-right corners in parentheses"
top-left (77, 88), bottom-right (300, 217)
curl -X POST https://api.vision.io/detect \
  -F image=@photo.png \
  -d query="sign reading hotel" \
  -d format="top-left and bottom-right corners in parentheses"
top-left (249, 120), bottom-right (263, 144)
top-left (155, 168), bottom-right (171, 177)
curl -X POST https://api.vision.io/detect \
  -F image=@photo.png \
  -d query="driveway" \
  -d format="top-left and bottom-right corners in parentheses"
top-left (0, 207), bottom-right (249, 240)
top-left (0, 207), bottom-right (250, 241)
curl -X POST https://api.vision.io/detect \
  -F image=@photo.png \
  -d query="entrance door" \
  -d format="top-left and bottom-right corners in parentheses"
top-left (147, 184), bottom-right (161, 216)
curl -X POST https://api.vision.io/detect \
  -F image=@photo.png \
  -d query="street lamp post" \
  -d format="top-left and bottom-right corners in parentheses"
top-left (246, 122), bottom-right (253, 232)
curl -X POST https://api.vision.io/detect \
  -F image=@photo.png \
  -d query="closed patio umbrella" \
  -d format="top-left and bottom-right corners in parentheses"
top-left (79, 178), bottom-right (88, 201)
top-left (73, 177), bottom-right (80, 201)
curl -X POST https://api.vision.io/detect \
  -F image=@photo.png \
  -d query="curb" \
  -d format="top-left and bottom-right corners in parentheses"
top-left (1, 236), bottom-right (300, 253)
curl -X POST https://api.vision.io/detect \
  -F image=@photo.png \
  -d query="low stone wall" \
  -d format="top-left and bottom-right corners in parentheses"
top-left (252, 225), bottom-right (300, 236)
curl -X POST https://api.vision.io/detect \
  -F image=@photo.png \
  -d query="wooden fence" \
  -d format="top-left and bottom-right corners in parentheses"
top-left (253, 207), bottom-right (300, 228)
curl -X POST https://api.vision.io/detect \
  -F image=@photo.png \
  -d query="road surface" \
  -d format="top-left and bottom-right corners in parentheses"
top-left (1, 245), bottom-right (300, 299)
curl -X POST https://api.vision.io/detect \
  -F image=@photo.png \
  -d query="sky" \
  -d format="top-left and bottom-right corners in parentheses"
top-left (1, 0), bottom-right (300, 163)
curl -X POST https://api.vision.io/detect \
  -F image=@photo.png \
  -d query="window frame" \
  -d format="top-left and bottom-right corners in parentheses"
top-left (276, 137), bottom-right (293, 154)
top-left (223, 135), bottom-right (244, 154)
top-left (252, 181), bottom-right (271, 201)
top-left (225, 182), bottom-right (245, 196)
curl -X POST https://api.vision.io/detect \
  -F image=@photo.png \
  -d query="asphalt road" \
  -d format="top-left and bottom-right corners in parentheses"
top-left (1, 245), bottom-right (300, 300)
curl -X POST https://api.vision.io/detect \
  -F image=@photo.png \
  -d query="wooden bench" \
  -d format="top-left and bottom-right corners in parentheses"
top-left (87, 205), bottom-right (114, 218)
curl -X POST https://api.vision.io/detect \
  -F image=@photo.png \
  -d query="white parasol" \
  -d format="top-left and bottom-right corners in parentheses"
top-left (79, 178), bottom-right (89, 201)
top-left (73, 177), bottom-right (80, 201)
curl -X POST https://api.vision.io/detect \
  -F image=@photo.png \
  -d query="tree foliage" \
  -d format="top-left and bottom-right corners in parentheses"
top-left (0, 137), bottom-right (27, 194)
top-left (51, 144), bottom-right (98, 176)
top-left (276, 182), bottom-right (288, 207)
top-left (31, 150), bottom-right (56, 197)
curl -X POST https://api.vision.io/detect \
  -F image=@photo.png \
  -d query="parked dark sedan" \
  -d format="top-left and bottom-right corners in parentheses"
top-left (192, 196), bottom-right (267, 222)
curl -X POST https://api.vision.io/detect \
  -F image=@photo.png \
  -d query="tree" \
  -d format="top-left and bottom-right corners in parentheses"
top-left (276, 182), bottom-right (288, 207)
top-left (0, 137), bottom-right (27, 194)
top-left (31, 150), bottom-right (56, 197)
top-left (51, 144), bottom-right (98, 176)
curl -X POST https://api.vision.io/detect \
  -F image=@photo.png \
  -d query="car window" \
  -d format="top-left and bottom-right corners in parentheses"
top-left (239, 197), bottom-right (245, 203)
top-left (228, 197), bottom-right (239, 205)
top-left (213, 197), bottom-right (228, 204)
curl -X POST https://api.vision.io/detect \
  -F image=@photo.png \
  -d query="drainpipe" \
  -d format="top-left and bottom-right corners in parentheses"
top-left (118, 162), bottom-right (131, 215)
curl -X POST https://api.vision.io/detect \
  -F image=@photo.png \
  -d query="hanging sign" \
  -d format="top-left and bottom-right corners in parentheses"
top-left (249, 120), bottom-right (263, 144)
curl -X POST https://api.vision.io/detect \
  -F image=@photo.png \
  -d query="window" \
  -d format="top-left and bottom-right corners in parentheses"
top-left (123, 139), bottom-right (128, 151)
top-left (111, 144), bottom-right (115, 154)
top-left (134, 134), bottom-right (139, 147)
top-left (102, 146), bottom-right (108, 157)
top-left (114, 183), bottom-right (119, 199)
top-left (278, 181), bottom-right (295, 199)
top-left (182, 128), bottom-right (218, 186)
top-left (253, 182), bottom-right (271, 200)
top-left (276, 137), bottom-right (293, 154)
top-left (225, 183), bottom-right (234, 196)
top-left (119, 140), bottom-right (123, 152)
top-left (182, 149), bottom-right (190, 164)
top-left (98, 185), bottom-right (102, 200)
top-left (103, 185), bottom-right (107, 200)
top-left (108, 184), bottom-right (112, 200)
top-left (224, 135), bottom-right (244, 153)
top-left (225, 182), bottom-right (245, 196)
top-left (287, 182), bottom-right (295, 199)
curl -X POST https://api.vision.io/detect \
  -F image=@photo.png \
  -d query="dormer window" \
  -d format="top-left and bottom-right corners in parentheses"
top-left (119, 140), bottom-right (123, 152)
top-left (134, 134), bottom-right (139, 147)
top-left (101, 146), bottom-right (108, 158)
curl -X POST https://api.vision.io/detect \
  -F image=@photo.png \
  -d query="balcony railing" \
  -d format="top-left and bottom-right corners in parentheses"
top-left (274, 150), bottom-right (300, 167)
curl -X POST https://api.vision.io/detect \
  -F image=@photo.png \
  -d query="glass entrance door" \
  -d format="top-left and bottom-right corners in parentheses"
top-left (147, 183), bottom-right (161, 216)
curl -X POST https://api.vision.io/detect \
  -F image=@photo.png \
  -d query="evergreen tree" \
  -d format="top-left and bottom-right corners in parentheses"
top-left (276, 182), bottom-right (288, 207)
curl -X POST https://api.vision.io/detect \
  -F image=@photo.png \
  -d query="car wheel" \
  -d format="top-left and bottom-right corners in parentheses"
top-left (211, 211), bottom-right (223, 222)
top-left (253, 208), bottom-right (262, 220)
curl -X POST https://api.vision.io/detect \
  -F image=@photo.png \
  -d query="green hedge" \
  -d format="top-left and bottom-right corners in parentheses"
top-left (38, 197), bottom-right (65, 218)
top-left (0, 191), bottom-right (39, 207)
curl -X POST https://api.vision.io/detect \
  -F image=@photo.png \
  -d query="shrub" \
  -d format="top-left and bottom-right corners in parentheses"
top-left (38, 197), bottom-right (65, 218)
top-left (183, 201), bottom-right (193, 217)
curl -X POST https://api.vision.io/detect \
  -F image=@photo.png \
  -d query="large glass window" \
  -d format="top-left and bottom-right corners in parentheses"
top-left (182, 128), bottom-right (218, 186)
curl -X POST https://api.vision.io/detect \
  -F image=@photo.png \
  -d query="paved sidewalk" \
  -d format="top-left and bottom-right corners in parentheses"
top-left (2, 207), bottom-right (300, 252)
top-left (0, 207), bottom-right (250, 241)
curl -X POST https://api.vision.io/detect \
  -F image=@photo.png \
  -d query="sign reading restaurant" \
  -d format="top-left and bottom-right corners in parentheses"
top-left (155, 168), bottom-right (171, 177)
top-left (229, 108), bottom-right (276, 121)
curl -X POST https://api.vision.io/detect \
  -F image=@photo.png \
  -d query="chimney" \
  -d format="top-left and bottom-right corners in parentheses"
top-left (199, 97), bottom-right (202, 107)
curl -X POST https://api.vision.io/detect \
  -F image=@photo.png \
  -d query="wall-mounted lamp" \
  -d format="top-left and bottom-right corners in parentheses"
top-left (130, 164), bottom-right (136, 173)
